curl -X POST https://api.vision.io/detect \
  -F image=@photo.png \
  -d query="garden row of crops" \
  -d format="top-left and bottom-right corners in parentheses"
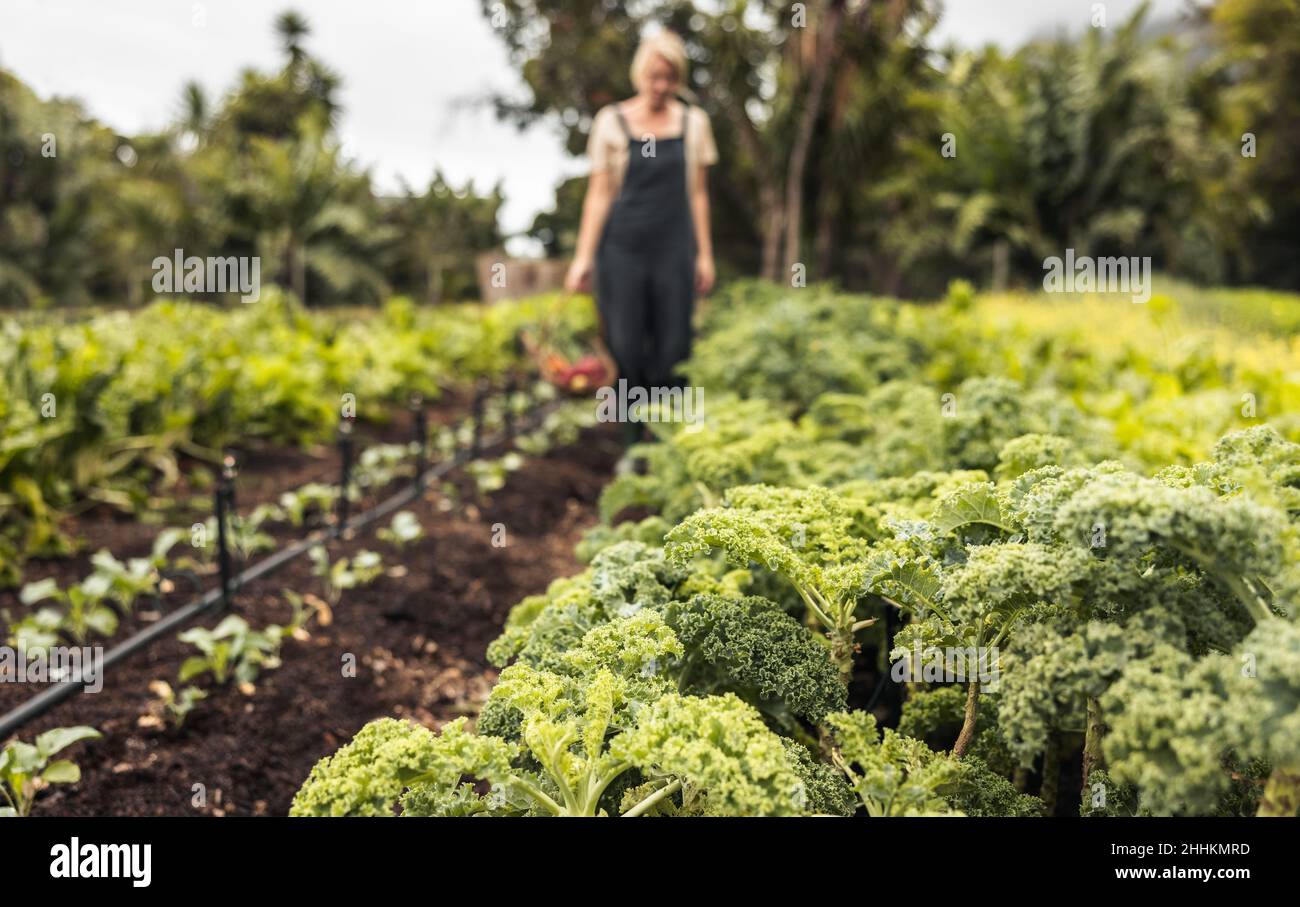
top-left (0, 292), bottom-right (604, 815)
top-left (0, 291), bottom-right (596, 587)
top-left (292, 281), bottom-right (1300, 817)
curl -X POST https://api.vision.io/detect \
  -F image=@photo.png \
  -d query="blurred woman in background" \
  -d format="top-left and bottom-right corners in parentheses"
top-left (565, 30), bottom-right (717, 442)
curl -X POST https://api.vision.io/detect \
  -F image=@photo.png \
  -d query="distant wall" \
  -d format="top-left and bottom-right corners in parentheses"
top-left (476, 253), bottom-right (567, 303)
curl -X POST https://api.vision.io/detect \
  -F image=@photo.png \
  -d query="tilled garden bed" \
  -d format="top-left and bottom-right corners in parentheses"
top-left (1, 424), bottom-right (622, 817)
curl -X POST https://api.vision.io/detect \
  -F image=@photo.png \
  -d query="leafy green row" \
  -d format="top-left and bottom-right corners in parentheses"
top-left (0, 291), bottom-right (595, 584)
top-left (293, 542), bottom-right (1026, 817)
top-left (293, 284), bottom-right (1300, 817)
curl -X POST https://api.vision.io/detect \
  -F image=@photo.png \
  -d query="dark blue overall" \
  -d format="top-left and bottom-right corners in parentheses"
top-left (596, 103), bottom-right (695, 399)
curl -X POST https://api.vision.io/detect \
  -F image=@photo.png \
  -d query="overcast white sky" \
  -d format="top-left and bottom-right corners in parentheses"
top-left (0, 0), bottom-right (1189, 248)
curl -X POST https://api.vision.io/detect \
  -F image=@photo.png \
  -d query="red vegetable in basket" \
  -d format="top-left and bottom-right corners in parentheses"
top-left (554, 354), bottom-right (611, 392)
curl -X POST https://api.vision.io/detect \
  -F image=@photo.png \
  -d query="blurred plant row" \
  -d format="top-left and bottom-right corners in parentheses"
top-left (0, 289), bottom-right (596, 584)
top-left (682, 279), bottom-right (1300, 469)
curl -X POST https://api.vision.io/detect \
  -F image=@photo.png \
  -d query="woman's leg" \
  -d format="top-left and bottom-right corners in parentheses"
top-left (597, 244), bottom-right (657, 448)
top-left (596, 245), bottom-right (652, 392)
top-left (646, 247), bottom-right (695, 390)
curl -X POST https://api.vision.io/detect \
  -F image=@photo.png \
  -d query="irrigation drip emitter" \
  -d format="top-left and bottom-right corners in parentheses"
top-left (336, 416), bottom-right (355, 533)
top-left (215, 453), bottom-right (237, 608)
top-left (470, 378), bottom-right (487, 457)
top-left (0, 378), bottom-right (560, 740)
top-left (410, 392), bottom-right (429, 484)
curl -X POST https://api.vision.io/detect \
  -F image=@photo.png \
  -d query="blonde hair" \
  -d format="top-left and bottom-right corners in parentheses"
top-left (630, 31), bottom-right (688, 90)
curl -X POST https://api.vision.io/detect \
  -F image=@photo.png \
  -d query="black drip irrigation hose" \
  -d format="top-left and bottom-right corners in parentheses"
top-left (0, 384), bottom-right (561, 740)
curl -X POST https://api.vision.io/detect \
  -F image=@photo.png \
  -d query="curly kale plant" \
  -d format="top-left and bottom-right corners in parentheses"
top-left (293, 610), bottom-right (819, 817)
top-left (487, 542), bottom-right (844, 735)
top-left (823, 710), bottom-right (1039, 817)
top-left (666, 485), bottom-right (878, 683)
top-left (1100, 618), bottom-right (1300, 816)
top-left (666, 594), bottom-right (847, 728)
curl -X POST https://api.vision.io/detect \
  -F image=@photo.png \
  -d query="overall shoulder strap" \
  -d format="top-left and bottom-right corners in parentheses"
top-left (680, 100), bottom-right (690, 141)
top-left (613, 104), bottom-right (634, 139)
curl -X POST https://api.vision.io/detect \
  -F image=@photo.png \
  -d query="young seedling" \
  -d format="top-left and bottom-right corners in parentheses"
top-left (308, 546), bottom-right (384, 606)
top-left (376, 510), bottom-right (424, 548)
top-left (0, 726), bottom-right (101, 817)
top-left (140, 680), bottom-right (208, 730)
top-left (513, 399), bottom-right (596, 456)
top-left (18, 576), bottom-right (119, 644)
top-left (465, 452), bottom-right (524, 495)
top-left (282, 589), bottom-right (333, 640)
top-left (3, 606), bottom-right (64, 656)
top-left (11, 522), bottom-right (183, 653)
top-left (86, 527), bottom-right (184, 612)
top-left (278, 483), bottom-right (340, 527)
top-left (177, 615), bottom-right (286, 689)
top-left (213, 507), bottom-right (276, 561)
top-left (354, 444), bottom-right (417, 490)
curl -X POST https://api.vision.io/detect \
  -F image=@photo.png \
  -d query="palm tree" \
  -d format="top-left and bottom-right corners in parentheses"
top-left (176, 80), bottom-right (209, 150)
top-left (247, 113), bottom-right (387, 305)
top-left (275, 10), bottom-right (311, 68)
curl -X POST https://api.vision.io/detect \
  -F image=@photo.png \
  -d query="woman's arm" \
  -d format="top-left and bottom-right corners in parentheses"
top-left (691, 164), bottom-right (715, 295)
top-left (564, 168), bottom-right (614, 293)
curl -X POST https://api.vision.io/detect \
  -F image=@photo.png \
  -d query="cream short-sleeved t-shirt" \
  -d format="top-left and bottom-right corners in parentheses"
top-left (587, 101), bottom-right (719, 198)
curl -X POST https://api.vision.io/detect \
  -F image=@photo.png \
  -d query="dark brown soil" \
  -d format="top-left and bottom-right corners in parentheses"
top-left (1, 423), bottom-right (622, 817)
